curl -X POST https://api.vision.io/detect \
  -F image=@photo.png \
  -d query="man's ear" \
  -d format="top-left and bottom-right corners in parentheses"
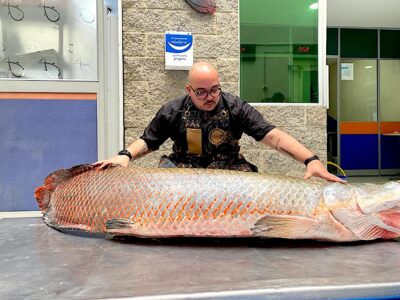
top-left (185, 84), bottom-right (191, 94)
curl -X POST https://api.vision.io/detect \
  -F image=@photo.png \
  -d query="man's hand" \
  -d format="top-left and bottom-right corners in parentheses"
top-left (304, 160), bottom-right (347, 184)
top-left (92, 155), bottom-right (130, 169)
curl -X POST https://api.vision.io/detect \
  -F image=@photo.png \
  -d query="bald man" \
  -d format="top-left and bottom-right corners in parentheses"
top-left (95, 62), bottom-right (345, 182)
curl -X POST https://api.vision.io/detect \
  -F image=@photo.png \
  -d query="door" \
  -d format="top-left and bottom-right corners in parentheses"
top-left (380, 59), bottom-right (400, 174)
top-left (339, 58), bottom-right (379, 175)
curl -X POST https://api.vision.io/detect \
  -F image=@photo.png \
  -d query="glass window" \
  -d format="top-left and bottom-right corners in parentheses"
top-left (240, 0), bottom-right (319, 103)
top-left (340, 59), bottom-right (377, 121)
top-left (380, 60), bottom-right (400, 122)
top-left (0, 0), bottom-right (98, 80)
top-left (327, 28), bottom-right (338, 56)
top-left (379, 59), bottom-right (400, 170)
top-left (381, 30), bottom-right (400, 59)
top-left (340, 29), bottom-right (377, 58)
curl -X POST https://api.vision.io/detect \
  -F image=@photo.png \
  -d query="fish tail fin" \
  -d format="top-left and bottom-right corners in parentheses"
top-left (34, 164), bottom-right (96, 212)
top-left (34, 186), bottom-right (51, 211)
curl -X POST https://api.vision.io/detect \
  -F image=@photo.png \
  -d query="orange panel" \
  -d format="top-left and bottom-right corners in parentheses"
top-left (0, 92), bottom-right (96, 100)
top-left (381, 122), bottom-right (400, 134)
top-left (340, 122), bottom-right (378, 134)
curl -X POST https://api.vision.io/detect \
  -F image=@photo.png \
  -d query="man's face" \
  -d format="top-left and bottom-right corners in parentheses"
top-left (186, 70), bottom-right (221, 111)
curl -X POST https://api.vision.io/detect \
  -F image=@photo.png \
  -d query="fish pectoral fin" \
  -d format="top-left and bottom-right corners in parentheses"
top-left (105, 218), bottom-right (136, 232)
top-left (334, 210), bottom-right (400, 240)
top-left (251, 214), bottom-right (320, 239)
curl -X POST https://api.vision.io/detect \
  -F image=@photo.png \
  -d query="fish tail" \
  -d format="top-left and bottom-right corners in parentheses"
top-left (34, 164), bottom-right (96, 212)
top-left (34, 186), bottom-right (51, 211)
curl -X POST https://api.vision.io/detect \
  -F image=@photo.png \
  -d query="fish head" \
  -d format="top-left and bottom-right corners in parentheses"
top-left (356, 181), bottom-right (400, 212)
top-left (324, 181), bottom-right (400, 240)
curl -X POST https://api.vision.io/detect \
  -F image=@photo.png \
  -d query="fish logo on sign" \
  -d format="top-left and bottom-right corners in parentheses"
top-left (165, 32), bottom-right (193, 70)
top-left (166, 34), bottom-right (193, 54)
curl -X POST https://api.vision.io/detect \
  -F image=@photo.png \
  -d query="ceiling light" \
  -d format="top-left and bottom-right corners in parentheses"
top-left (309, 3), bottom-right (318, 10)
top-left (365, 66), bottom-right (373, 69)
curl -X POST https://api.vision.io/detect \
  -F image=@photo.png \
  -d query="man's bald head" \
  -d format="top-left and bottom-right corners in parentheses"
top-left (188, 62), bottom-right (219, 85)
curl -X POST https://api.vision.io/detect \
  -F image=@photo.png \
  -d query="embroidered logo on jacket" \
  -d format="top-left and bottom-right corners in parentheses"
top-left (208, 128), bottom-right (226, 146)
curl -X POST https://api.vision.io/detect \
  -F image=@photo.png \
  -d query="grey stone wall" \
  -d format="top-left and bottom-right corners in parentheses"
top-left (122, 0), bottom-right (327, 177)
top-left (240, 105), bottom-right (327, 177)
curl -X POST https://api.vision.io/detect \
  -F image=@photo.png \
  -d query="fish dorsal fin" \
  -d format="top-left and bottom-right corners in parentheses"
top-left (251, 214), bottom-right (320, 239)
top-left (34, 164), bottom-right (98, 212)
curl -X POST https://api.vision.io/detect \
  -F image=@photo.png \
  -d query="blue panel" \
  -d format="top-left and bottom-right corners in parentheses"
top-left (381, 135), bottom-right (400, 169)
top-left (0, 99), bottom-right (97, 211)
top-left (340, 135), bottom-right (378, 170)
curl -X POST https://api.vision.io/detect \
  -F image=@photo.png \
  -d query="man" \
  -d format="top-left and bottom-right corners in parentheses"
top-left (94, 62), bottom-right (345, 183)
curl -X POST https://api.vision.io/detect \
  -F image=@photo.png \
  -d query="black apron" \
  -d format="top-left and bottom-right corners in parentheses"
top-left (158, 101), bottom-right (258, 172)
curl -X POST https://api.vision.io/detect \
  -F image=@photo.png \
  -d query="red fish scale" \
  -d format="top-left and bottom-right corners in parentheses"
top-left (42, 166), bottom-right (325, 236)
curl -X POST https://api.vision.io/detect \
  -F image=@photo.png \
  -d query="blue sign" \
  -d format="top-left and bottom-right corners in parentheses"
top-left (166, 33), bottom-right (193, 54)
top-left (165, 31), bottom-right (193, 70)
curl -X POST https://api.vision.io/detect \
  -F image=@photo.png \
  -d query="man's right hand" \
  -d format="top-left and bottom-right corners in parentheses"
top-left (93, 139), bottom-right (150, 170)
top-left (92, 155), bottom-right (130, 169)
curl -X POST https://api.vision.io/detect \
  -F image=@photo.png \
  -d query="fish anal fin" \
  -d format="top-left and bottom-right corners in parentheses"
top-left (251, 214), bottom-right (320, 239)
top-left (105, 218), bottom-right (137, 236)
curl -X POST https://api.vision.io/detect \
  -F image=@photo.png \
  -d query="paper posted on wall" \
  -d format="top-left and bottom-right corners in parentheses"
top-left (341, 63), bottom-right (354, 80)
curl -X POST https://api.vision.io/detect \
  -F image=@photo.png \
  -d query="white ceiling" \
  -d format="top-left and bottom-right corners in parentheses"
top-left (327, 0), bottom-right (400, 28)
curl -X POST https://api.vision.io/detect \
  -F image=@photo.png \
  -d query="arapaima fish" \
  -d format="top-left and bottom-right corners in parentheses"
top-left (185, 0), bottom-right (216, 14)
top-left (34, 164), bottom-right (400, 242)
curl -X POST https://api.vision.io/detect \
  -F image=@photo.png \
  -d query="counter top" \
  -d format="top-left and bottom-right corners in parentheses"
top-left (1, 217), bottom-right (400, 299)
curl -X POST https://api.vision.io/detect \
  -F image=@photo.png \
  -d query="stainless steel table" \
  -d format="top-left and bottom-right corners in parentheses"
top-left (1, 217), bottom-right (400, 300)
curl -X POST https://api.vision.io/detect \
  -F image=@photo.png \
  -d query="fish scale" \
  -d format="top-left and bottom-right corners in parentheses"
top-left (34, 164), bottom-right (400, 241)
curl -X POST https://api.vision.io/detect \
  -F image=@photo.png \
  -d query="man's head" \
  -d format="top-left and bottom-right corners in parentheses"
top-left (186, 62), bottom-right (221, 111)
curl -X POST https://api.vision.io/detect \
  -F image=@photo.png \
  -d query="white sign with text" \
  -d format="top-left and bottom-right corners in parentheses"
top-left (165, 31), bottom-right (193, 70)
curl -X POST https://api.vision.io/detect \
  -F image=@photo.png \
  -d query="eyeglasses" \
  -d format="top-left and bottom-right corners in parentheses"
top-left (190, 85), bottom-right (221, 100)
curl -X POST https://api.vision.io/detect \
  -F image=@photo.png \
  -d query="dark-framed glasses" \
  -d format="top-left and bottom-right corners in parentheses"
top-left (190, 85), bottom-right (221, 100)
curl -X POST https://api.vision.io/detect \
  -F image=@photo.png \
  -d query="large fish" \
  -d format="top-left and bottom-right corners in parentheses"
top-left (185, 0), bottom-right (216, 14)
top-left (34, 164), bottom-right (400, 242)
